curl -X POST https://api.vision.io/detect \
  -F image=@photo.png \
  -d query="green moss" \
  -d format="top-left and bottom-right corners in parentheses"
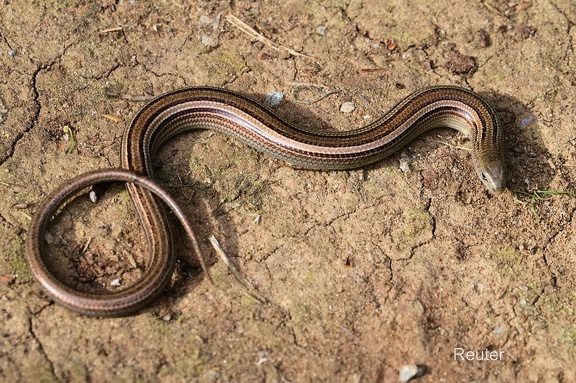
top-left (172, 347), bottom-right (208, 377)
top-left (7, 236), bottom-right (32, 282)
top-left (103, 79), bottom-right (124, 98)
top-left (305, 270), bottom-right (316, 284)
top-left (539, 293), bottom-right (576, 318)
top-left (561, 326), bottom-right (576, 347)
top-left (487, 247), bottom-right (524, 281)
top-left (291, 302), bottom-right (313, 323)
top-left (219, 174), bottom-right (267, 213)
top-left (146, 318), bottom-right (171, 336)
top-left (28, 370), bottom-right (57, 383)
top-left (400, 208), bottom-right (431, 237)
top-left (240, 294), bottom-right (259, 306)
top-left (209, 50), bottom-right (249, 77)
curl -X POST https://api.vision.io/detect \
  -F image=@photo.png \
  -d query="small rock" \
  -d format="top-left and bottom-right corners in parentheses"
top-left (399, 153), bottom-right (413, 173)
top-left (266, 91), bottom-right (284, 107)
top-left (399, 364), bottom-right (423, 382)
top-left (316, 26), bottom-right (327, 36)
top-left (340, 101), bottom-right (356, 113)
top-left (199, 14), bottom-right (221, 48)
top-left (518, 114), bottom-right (536, 128)
top-left (44, 232), bottom-right (54, 244)
top-left (201, 34), bottom-right (219, 48)
top-left (89, 190), bottom-right (98, 203)
top-left (493, 327), bottom-right (505, 335)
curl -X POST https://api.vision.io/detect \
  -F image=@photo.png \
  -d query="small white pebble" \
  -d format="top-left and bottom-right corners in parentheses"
top-left (162, 313), bottom-right (172, 321)
top-left (399, 153), bottom-right (413, 173)
top-left (518, 114), bottom-right (536, 128)
top-left (493, 327), bottom-right (505, 335)
top-left (198, 15), bottom-right (221, 48)
top-left (110, 278), bottom-right (122, 287)
top-left (198, 15), bottom-right (215, 27)
top-left (266, 91), bottom-right (284, 107)
top-left (253, 215), bottom-right (261, 224)
top-left (8, 50), bottom-right (16, 56)
top-left (201, 33), bottom-right (219, 48)
top-left (340, 101), bottom-right (356, 113)
top-left (89, 190), bottom-right (98, 203)
top-left (316, 26), bottom-right (327, 36)
top-left (399, 158), bottom-right (411, 173)
top-left (520, 298), bottom-right (527, 306)
top-left (44, 232), bottom-right (54, 244)
top-left (399, 364), bottom-right (422, 382)
top-left (256, 357), bottom-right (268, 366)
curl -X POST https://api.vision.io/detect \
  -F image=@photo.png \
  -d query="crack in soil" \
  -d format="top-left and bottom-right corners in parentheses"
top-left (28, 316), bottom-right (57, 380)
top-left (0, 66), bottom-right (41, 166)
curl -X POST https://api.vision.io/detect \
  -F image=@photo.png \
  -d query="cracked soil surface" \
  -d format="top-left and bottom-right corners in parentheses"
top-left (1, 1), bottom-right (576, 382)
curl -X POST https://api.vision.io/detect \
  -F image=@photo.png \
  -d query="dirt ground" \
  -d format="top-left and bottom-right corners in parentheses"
top-left (1, 0), bottom-right (575, 382)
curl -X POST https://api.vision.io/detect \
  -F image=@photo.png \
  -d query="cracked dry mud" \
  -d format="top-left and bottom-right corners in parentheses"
top-left (1, 1), bottom-right (576, 382)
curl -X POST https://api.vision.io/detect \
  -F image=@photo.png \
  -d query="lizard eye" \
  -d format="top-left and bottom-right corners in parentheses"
top-left (480, 173), bottom-right (488, 181)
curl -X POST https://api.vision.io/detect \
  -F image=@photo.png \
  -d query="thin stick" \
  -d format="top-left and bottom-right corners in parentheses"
top-left (99, 27), bottom-right (123, 34)
top-left (209, 235), bottom-right (268, 303)
top-left (226, 14), bottom-right (312, 58)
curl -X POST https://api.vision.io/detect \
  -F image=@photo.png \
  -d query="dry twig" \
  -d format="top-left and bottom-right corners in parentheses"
top-left (226, 14), bottom-right (312, 58)
top-left (209, 235), bottom-right (268, 303)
